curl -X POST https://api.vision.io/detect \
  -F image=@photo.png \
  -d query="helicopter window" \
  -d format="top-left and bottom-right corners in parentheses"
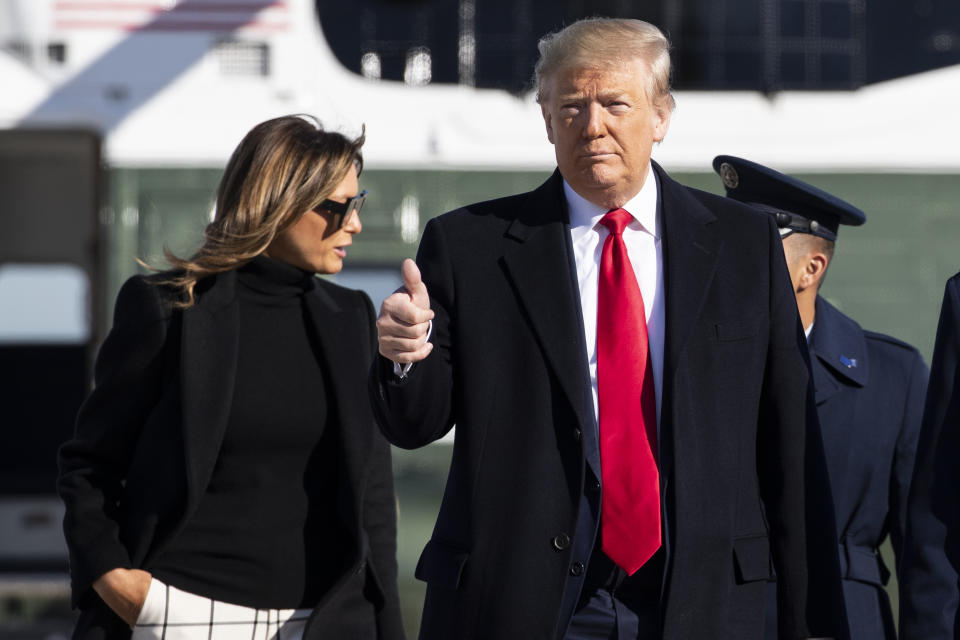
top-left (214, 39), bottom-right (270, 77)
top-left (317, 0), bottom-right (960, 93)
top-left (47, 43), bottom-right (67, 65)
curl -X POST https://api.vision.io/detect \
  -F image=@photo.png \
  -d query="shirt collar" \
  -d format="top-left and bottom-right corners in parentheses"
top-left (564, 163), bottom-right (659, 239)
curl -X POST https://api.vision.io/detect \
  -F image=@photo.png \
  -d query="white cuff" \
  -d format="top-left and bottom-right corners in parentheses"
top-left (392, 319), bottom-right (433, 380)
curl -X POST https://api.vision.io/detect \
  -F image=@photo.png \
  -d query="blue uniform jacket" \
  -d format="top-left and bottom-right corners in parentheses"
top-left (766, 295), bottom-right (927, 640)
top-left (900, 272), bottom-right (960, 640)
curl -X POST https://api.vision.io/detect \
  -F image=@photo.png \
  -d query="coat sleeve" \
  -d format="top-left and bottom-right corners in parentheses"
top-left (899, 274), bottom-right (960, 640)
top-left (57, 275), bottom-right (172, 607)
top-left (888, 349), bottom-right (928, 563)
top-left (358, 291), bottom-right (405, 640)
top-left (369, 216), bottom-right (457, 449)
top-left (756, 217), bottom-right (849, 640)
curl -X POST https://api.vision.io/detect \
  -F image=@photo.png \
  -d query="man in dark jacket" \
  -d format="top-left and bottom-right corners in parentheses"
top-left (899, 271), bottom-right (960, 640)
top-left (714, 155), bottom-right (927, 640)
top-left (371, 18), bottom-right (848, 640)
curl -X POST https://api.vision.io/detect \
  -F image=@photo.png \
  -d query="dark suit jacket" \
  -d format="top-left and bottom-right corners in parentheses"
top-left (764, 296), bottom-right (927, 640)
top-left (899, 272), bottom-right (960, 640)
top-left (58, 269), bottom-right (403, 640)
top-left (370, 165), bottom-right (848, 640)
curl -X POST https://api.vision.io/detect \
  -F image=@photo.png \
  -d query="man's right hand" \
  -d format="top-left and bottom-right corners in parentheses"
top-left (93, 567), bottom-right (152, 629)
top-left (377, 258), bottom-right (435, 364)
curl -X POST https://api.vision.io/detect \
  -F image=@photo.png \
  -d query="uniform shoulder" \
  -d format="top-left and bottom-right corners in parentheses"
top-left (863, 329), bottom-right (924, 363)
top-left (946, 272), bottom-right (960, 300)
top-left (863, 330), bottom-right (927, 382)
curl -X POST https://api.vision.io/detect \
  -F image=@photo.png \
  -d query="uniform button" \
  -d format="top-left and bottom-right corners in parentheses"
top-left (573, 428), bottom-right (581, 441)
top-left (356, 560), bottom-right (366, 575)
top-left (588, 478), bottom-right (601, 493)
top-left (552, 533), bottom-right (571, 551)
top-left (569, 562), bottom-right (584, 577)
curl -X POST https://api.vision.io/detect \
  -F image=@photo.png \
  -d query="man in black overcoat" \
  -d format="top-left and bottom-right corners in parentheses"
top-left (713, 156), bottom-right (928, 640)
top-left (370, 18), bottom-right (848, 640)
top-left (899, 271), bottom-right (960, 639)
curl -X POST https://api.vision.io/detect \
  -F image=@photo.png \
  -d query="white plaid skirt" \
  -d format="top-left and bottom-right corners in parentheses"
top-left (132, 578), bottom-right (313, 640)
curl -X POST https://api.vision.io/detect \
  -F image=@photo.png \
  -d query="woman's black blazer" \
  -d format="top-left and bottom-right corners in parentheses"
top-left (58, 269), bottom-right (403, 640)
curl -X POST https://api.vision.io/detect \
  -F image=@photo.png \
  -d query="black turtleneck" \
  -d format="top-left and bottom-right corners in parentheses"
top-left (152, 255), bottom-right (343, 608)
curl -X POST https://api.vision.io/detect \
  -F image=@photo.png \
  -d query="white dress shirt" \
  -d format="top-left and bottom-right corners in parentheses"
top-left (566, 164), bottom-right (665, 426)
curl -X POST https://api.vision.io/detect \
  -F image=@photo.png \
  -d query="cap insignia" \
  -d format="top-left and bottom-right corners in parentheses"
top-left (719, 162), bottom-right (739, 189)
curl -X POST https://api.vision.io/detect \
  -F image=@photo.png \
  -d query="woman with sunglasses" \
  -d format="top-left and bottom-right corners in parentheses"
top-left (58, 115), bottom-right (404, 640)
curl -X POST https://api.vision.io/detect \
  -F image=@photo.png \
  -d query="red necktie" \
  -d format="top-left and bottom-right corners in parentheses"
top-left (597, 208), bottom-right (661, 575)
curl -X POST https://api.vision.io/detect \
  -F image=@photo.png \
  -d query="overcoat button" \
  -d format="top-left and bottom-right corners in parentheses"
top-left (570, 562), bottom-right (584, 576)
top-left (552, 533), bottom-right (571, 551)
top-left (573, 428), bottom-right (581, 441)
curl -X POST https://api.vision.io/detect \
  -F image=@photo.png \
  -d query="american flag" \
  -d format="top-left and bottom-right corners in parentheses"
top-left (53, 0), bottom-right (289, 33)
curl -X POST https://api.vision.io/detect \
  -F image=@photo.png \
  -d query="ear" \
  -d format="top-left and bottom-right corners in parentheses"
top-left (798, 251), bottom-right (830, 291)
top-left (541, 103), bottom-right (556, 145)
top-left (651, 97), bottom-right (672, 143)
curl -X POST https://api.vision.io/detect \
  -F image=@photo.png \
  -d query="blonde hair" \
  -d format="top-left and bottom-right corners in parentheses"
top-left (160, 115), bottom-right (364, 308)
top-left (533, 17), bottom-right (675, 112)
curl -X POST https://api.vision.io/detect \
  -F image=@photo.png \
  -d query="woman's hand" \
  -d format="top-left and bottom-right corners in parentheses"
top-left (92, 568), bottom-right (152, 628)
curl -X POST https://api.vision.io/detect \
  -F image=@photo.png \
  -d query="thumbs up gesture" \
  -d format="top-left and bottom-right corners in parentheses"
top-left (377, 259), bottom-right (435, 363)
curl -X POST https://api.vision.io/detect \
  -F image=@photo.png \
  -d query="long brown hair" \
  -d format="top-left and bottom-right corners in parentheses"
top-left (161, 115), bottom-right (364, 307)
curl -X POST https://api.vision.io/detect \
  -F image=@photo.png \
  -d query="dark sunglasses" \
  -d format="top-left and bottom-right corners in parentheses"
top-left (317, 190), bottom-right (367, 229)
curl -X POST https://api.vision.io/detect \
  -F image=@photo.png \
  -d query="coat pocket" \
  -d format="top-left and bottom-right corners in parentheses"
top-left (733, 534), bottom-right (772, 584)
top-left (131, 578), bottom-right (167, 639)
top-left (415, 539), bottom-right (469, 590)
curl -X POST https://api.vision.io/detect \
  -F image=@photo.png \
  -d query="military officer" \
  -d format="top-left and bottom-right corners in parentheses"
top-left (714, 155), bottom-right (928, 640)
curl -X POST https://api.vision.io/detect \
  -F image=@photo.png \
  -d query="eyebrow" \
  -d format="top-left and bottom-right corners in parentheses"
top-left (555, 89), bottom-right (632, 102)
top-left (325, 191), bottom-right (359, 203)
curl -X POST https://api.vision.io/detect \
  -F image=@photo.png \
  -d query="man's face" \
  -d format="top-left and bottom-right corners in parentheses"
top-left (540, 58), bottom-right (670, 210)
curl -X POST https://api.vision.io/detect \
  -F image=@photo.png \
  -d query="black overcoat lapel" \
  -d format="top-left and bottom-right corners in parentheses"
top-left (657, 163), bottom-right (723, 482)
top-left (657, 164), bottom-right (723, 402)
top-left (302, 283), bottom-right (371, 533)
top-left (179, 271), bottom-right (240, 515)
top-left (500, 171), bottom-right (597, 470)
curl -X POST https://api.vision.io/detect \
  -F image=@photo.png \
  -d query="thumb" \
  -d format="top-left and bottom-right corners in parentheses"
top-left (401, 258), bottom-right (429, 309)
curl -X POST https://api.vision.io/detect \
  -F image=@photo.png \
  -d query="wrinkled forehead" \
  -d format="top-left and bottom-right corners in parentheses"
top-left (542, 58), bottom-right (652, 100)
